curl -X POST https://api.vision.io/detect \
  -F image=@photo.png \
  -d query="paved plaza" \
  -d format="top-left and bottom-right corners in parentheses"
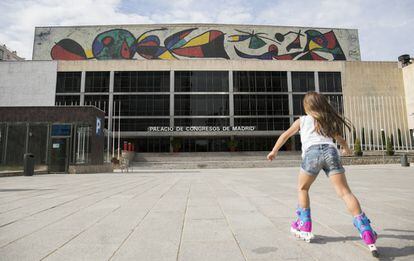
top-left (0, 165), bottom-right (413, 261)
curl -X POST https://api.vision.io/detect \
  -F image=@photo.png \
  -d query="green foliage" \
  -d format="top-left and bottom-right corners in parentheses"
top-left (386, 136), bottom-right (395, 156)
top-left (171, 138), bottom-right (182, 151)
top-left (226, 139), bottom-right (238, 148)
top-left (354, 138), bottom-right (363, 156)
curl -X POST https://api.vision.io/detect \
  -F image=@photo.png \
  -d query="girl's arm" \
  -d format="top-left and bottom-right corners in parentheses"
top-left (335, 135), bottom-right (353, 156)
top-left (267, 119), bottom-right (300, 161)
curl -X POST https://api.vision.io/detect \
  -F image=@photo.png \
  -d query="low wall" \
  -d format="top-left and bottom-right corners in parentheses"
top-left (68, 164), bottom-right (113, 174)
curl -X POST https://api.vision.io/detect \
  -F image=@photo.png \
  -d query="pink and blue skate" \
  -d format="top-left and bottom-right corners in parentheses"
top-left (290, 207), bottom-right (314, 242)
top-left (353, 212), bottom-right (379, 257)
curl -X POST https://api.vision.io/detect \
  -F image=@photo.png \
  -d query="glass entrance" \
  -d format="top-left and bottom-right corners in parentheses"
top-left (49, 138), bottom-right (68, 173)
top-left (181, 137), bottom-right (230, 152)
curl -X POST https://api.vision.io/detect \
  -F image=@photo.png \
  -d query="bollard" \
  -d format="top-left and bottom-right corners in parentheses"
top-left (23, 153), bottom-right (35, 176)
top-left (401, 154), bottom-right (410, 167)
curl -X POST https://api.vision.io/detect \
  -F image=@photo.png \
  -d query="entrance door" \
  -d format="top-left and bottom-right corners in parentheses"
top-left (49, 138), bottom-right (68, 173)
top-left (181, 137), bottom-right (229, 152)
top-left (195, 139), bottom-right (208, 152)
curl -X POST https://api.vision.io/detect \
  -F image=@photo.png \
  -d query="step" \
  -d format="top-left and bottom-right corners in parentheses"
top-left (133, 151), bottom-right (302, 162)
top-left (131, 159), bottom-right (303, 170)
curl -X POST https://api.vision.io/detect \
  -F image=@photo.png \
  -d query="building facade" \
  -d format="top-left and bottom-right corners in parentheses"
top-left (1, 24), bottom-right (413, 154)
top-left (0, 44), bottom-right (25, 61)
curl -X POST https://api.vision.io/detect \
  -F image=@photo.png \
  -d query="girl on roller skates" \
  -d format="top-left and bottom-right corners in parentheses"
top-left (266, 92), bottom-right (379, 257)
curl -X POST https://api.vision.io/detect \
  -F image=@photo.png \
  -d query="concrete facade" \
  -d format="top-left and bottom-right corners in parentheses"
top-left (342, 61), bottom-right (410, 149)
top-left (402, 63), bottom-right (414, 129)
top-left (55, 59), bottom-right (412, 150)
top-left (1, 57), bottom-right (411, 151)
top-left (0, 61), bottom-right (57, 106)
top-left (0, 44), bottom-right (25, 61)
top-left (33, 24), bottom-right (360, 61)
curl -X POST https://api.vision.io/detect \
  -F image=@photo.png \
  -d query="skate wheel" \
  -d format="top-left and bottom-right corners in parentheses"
top-left (368, 244), bottom-right (379, 258)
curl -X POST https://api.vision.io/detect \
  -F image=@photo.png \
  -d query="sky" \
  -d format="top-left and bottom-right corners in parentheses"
top-left (0, 0), bottom-right (412, 61)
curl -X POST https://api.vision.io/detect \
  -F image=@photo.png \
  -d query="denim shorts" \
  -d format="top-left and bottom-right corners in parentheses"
top-left (301, 144), bottom-right (345, 177)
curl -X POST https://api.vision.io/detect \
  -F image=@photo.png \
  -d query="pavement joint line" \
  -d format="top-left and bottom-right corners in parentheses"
top-left (175, 182), bottom-right (191, 261)
top-left (0, 177), bottom-right (116, 206)
top-left (0, 177), bottom-right (154, 228)
top-left (0, 177), bottom-right (131, 211)
top-left (0, 177), bottom-right (160, 249)
top-left (0, 177), bottom-right (138, 214)
top-left (40, 205), bottom-right (122, 261)
top-left (221, 178), bottom-right (321, 261)
top-left (0, 177), bottom-right (157, 228)
top-left (107, 177), bottom-right (182, 261)
top-left (251, 180), bottom-right (374, 256)
top-left (206, 178), bottom-right (249, 261)
top-left (250, 170), bottom-right (414, 224)
top-left (40, 177), bottom-right (172, 260)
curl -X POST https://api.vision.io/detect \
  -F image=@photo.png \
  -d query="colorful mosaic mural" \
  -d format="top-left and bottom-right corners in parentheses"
top-left (33, 25), bottom-right (360, 61)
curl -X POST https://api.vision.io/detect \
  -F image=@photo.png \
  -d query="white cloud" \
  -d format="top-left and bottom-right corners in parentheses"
top-left (0, 0), bottom-right (412, 60)
top-left (256, 0), bottom-right (414, 60)
top-left (0, 0), bottom-right (152, 59)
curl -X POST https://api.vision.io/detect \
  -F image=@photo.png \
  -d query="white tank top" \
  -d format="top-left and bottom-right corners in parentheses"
top-left (300, 115), bottom-right (336, 158)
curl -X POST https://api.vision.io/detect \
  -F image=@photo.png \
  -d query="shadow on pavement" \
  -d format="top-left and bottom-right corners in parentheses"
top-left (312, 229), bottom-right (414, 260)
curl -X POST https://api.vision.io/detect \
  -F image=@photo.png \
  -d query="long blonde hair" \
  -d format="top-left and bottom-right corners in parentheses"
top-left (303, 92), bottom-right (352, 138)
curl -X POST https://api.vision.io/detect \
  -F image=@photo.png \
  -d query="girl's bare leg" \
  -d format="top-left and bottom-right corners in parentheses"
top-left (298, 172), bottom-right (317, 208)
top-left (329, 173), bottom-right (362, 216)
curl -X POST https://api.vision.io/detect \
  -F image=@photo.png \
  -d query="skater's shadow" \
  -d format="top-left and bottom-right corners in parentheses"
top-left (312, 229), bottom-right (414, 260)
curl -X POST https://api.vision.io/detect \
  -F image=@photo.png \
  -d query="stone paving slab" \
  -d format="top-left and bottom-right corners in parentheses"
top-left (0, 165), bottom-right (413, 260)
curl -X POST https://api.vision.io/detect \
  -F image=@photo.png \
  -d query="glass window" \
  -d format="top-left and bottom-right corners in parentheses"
top-left (119, 119), bottom-right (170, 131)
top-left (0, 123), bottom-right (6, 164)
top-left (234, 117), bottom-right (291, 130)
top-left (234, 136), bottom-right (278, 151)
top-left (114, 95), bottom-right (170, 116)
top-left (28, 124), bottom-right (48, 165)
top-left (325, 94), bottom-right (344, 114)
top-left (75, 126), bottom-right (91, 164)
top-left (121, 138), bottom-right (170, 152)
top-left (174, 118), bottom-right (229, 127)
top-left (319, 72), bottom-right (342, 92)
top-left (175, 71), bottom-right (228, 92)
top-left (55, 95), bottom-right (80, 106)
top-left (174, 95), bottom-right (229, 116)
top-left (85, 71), bottom-right (110, 92)
top-left (292, 94), bottom-right (305, 115)
top-left (234, 95), bottom-right (289, 116)
top-left (180, 138), bottom-right (230, 152)
top-left (56, 72), bottom-right (81, 93)
top-left (84, 95), bottom-right (109, 115)
top-left (292, 72), bottom-right (315, 92)
top-left (114, 71), bottom-right (170, 92)
top-left (5, 124), bottom-right (27, 165)
top-left (233, 71), bottom-right (288, 92)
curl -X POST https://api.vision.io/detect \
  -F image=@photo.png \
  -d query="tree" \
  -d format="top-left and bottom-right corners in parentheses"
top-left (171, 138), bottom-right (182, 152)
top-left (354, 138), bottom-right (363, 156)
top-left (226, 139), bottom-right (238, 152)
top-left (386, 136), bottom-right (395, 156)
